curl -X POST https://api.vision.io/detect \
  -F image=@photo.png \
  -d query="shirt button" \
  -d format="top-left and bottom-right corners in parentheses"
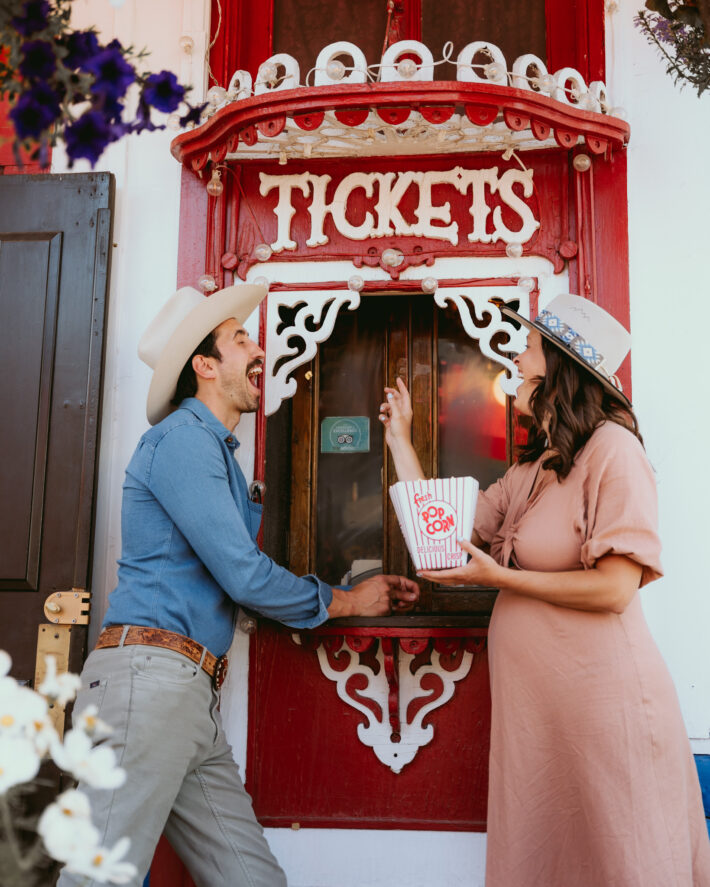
top-left (226, 436), bottom-right (234, 446)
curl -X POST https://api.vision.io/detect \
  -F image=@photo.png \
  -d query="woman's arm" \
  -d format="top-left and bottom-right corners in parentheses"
top-left (419, 540), bottom-right (642, 614)
top-left (379, 377), bottom-right (426, 481)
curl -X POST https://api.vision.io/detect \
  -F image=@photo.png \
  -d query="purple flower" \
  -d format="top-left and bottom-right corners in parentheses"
top-left (85, 47), bottom-right (135, 100)
top-left (64, 110), bottom-right (114, 166)
top-left (62, 30), bottom-right (101, 71)
top-left (130, 97), bottom-right (162, 134)
top-left (11, 0), bottom-right (50, 37)
top-left (652, 16), bottom-right (677, 44)
top-left (93, 93), bottom-right (124, 123)
top-left (9, 82), bottom-right (62, 140)
top-left (179, 101), bottom-right (208, 127)
top-left (19, 40), bottom-right (57, 81)
top-left (142, 71), bottom-right (185, 113)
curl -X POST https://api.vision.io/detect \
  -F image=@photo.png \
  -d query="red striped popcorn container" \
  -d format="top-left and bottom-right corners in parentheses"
top-left (389, 477), bottom-right (479, 571)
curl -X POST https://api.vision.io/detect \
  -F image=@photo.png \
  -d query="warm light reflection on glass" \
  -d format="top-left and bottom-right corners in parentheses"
top-left (492, 370), bottom-right (508, 407)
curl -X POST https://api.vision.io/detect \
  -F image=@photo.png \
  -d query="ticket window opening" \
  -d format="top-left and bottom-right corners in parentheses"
top-left (262, 292), bottom-right (515, 618)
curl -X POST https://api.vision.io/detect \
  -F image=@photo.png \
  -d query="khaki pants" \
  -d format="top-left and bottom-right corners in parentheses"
top-left (57, 644), bottom-right (286, 887)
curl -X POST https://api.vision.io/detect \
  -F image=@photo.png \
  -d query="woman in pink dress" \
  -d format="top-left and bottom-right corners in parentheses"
top-left (380, 294), bottom-right (710, 887)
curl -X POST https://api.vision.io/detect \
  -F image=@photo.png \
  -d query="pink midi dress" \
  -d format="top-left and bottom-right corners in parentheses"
top-left (475, 421), bottom-right (710, 887)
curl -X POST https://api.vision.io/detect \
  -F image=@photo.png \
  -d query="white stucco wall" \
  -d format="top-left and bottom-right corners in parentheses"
top-left (51, 1), bottom-right (709, 885)
top-left (606, 0), bottom-right (710, 749)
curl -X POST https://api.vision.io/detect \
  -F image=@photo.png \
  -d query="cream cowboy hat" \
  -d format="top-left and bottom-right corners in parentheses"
top-left (138, 283), bottom-right (267, 425)
top-left (499, 293), bottom-right (632, 406)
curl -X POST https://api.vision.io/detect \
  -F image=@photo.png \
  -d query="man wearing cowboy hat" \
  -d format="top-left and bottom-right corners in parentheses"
top-left (58, 284), bottom-right (419, 887)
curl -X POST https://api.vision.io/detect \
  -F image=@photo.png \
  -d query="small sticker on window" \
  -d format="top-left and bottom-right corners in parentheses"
top-left (320, 417), bottom-right (370, 453)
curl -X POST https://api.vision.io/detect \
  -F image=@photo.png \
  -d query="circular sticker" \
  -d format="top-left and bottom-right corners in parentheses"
top-left (328, 418), bottom-right (361, 449)
top-left (417, 500), bottom-right (457, 540)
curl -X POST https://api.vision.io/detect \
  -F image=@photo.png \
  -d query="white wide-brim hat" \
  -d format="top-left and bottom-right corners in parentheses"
top-left (500, 293), bottom-right (632, 406)
top-left (138, 283), bottom-right (267, 425)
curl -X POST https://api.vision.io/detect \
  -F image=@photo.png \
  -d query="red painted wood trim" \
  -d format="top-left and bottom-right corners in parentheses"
top-left (265, 277), bottom-right (523, 293)
top-left (170, 81), bottom-right (629, 168)
top-left (301, 625), bottom-right (488, 637)
top-left (546, 0), bottom-right (605, 83)
top-left (588, 149), bottom-right (631, 397)
top-left (149, 836), bottom-right (197, 887)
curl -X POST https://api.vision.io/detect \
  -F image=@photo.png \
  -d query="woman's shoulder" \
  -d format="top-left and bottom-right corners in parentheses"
top-left (579, 420), bottom-right (648, 469)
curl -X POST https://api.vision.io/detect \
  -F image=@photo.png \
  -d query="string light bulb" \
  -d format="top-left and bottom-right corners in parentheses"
top-left (397, 58), bottom-right (417, 79)
top-left (207, 86), bottom-right (228, 106)
top-left (505, 242), bottom-right (524, 259)
top-left (198, 274), bottom-right (217, 293)
top-left (517, 276), bottom-right (535, 293)
top-left (348, 275), bottom-right (365, 292)
top-left (326, 59), bottom-right (346, 80)
top-left (252, 276), bottom-right (269, 288)
top-left (206, 168), bottom-right (224, 197)
top-left (259, 62), bottom-right (278, 86)
top-left (573, 154), bottom-right (592, 172)
top-left (484, 62), bottom-right (506, 82)
top-left (381, 248), bottom-right (403, 267)
top-left (254, 243), bottom-right (273, 262)
top-left (538, 73), bottom-right (556, 93)
top-left (421, 277), bottom-right (438, 294)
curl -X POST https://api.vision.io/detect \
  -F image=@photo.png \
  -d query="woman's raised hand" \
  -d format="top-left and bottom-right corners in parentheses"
top-left (379, 377), bottom-right (425, 481)
top-left (379, 377), bottom-right (413, 448)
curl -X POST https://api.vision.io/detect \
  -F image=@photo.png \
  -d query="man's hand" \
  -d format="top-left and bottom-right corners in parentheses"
top-left (327, 575), bottom-right (419, 619)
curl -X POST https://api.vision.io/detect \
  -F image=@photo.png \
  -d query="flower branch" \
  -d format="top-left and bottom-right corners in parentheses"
top-left (1, 0), bottom-right (206, 167)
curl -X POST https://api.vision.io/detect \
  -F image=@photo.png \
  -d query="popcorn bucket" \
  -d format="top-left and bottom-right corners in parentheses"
top-left (389, 477), bottom-right (479, 571)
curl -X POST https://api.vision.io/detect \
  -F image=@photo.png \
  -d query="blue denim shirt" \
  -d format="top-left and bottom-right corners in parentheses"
top-left (103, 398), bottom-right (332, 655)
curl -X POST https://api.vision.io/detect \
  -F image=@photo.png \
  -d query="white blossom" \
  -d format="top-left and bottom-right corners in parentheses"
top-left (0, 678), bottom-right (49, 741)
top-left (51, 729), bottom-right (126, 789)
top-left (38, 788), bottom-right (100, 863)
top-left (63, 836), bottom-right (138, 884)
top-left (73, 704), bottom-right (114, 741)
top-left (0, 734), bottom-right (41, 794)
top-left (39, 655), bottom-right (83, 706)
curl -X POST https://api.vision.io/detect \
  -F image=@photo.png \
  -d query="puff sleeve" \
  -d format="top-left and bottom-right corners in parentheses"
top-left (580, 423), bottom-right (663, 587)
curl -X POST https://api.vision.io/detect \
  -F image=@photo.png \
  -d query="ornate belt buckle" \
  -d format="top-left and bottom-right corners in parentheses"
top-left (213, 654), bottom-right (228, 690)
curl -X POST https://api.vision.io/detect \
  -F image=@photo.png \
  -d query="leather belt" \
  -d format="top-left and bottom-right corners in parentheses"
top-left (95, 625), bottom-right (229, 689)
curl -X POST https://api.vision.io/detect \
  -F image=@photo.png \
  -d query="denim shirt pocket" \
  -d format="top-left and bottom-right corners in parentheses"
top-left (247, 500), bottom-right (263, 540)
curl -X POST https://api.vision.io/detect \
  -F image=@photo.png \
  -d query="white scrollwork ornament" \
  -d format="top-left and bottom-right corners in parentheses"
top-left (315, 640), bottom-right (474, 773)
top-left (434, 288), bottom-right (528, 395)
top-left (264, 290), bottom-right (360, 415)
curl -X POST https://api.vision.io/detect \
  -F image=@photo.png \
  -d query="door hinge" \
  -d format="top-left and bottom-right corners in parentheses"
top-left (44, 588), bottom-right (90, 624)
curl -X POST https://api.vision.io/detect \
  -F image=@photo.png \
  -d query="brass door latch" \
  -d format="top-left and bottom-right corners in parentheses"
top-left (44, 588), bottom-right (90, 624)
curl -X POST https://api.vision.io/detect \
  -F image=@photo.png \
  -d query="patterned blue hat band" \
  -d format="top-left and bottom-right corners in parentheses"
top-left (535, 310), bottom-right (623, 392)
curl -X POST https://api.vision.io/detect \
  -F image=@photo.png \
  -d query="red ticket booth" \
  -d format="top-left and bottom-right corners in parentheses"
top-left (154, 0), bottom-right (630, 879)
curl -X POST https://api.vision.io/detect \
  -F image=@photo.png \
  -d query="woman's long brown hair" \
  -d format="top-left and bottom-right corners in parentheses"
top-left (517, 337), bottom-right (643, 479)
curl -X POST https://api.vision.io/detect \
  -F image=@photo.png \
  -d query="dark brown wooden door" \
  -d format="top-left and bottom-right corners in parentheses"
top-left (0, 172), bottom-right (113, 693)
